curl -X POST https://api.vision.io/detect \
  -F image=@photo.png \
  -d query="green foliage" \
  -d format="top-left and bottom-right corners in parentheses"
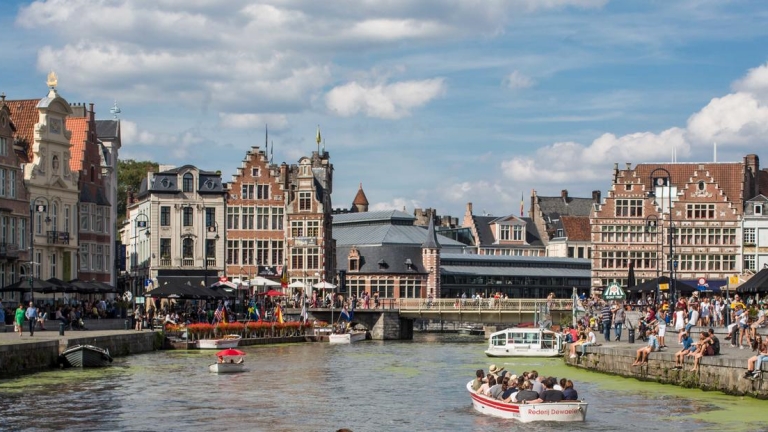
top-left (117, 160), bottom-right (159, 221)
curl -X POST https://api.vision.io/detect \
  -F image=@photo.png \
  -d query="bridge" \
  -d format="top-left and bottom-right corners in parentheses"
top-left (297, 298), bottom-right (578, 340)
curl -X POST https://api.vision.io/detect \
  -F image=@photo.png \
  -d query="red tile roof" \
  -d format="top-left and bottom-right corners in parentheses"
top-left (7, 99), bottom-right (41, 162)
top-left (67, 117), bottom-right (87, 172)
top-left (561, 216), bottom-right (591, 241)
top-left (353, 183), bottom-right (369, 206)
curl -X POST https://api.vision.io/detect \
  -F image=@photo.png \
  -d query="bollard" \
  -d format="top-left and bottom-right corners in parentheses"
top-left (628, 328), bottom-right (635, 344)
top-left (124, 320), bottom-right (129, 330)
top-left (59, 322), bottom-right (65, 336)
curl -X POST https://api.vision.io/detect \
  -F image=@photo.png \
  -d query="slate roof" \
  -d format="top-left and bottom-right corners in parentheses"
top-left (94, 120), bottom-right (119, 140)
top-left (471, 215), bottom-right (544, 247)
top-left (536, 195), bottom-right (595, 218)
top-left (333, 210), bottom-right (466, 248)
top-left (560, 216), bottom-right (591, 241)
top-left (6, 99), bottom-right (40, 162)
top-left (421, 218), bottom-right (441, 249)
top-left (333, 210), bottom-right (414, 224)
top-left (67, 117), bottom-right (87, 172)
top-left (336, 244), bottom-right (426, 273)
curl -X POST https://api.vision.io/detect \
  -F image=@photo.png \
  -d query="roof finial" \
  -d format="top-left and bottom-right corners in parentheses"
top-left (316, 125), bottom-right (321, 154)
top-left (47, 71), bottom-right (58, 89)
top-left (110, 100), bottom-right (121, 119)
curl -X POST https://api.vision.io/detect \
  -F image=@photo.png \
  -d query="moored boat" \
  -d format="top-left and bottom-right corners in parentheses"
top-left (60, 344), bottom-right (113, 368)
top-left (458, 324), bottom-right (484, 336)
top-left (197, 334), bottom-right (242, 349)
top-left (208, 348), bottom-right (246, 373)
top-left (467, 381), bottom-right (587, 422)
top-left (485, 327), bottom-right (564, 357)
top-left (328, 330), bottom-right (367, 344)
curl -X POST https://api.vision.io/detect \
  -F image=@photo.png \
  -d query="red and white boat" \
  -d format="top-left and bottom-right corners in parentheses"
top-left (467, 381), bottom-right (588, 423)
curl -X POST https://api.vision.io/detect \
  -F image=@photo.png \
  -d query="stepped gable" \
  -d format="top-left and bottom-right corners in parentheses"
top-left (6, 99), bottom-right (40, 162)
top-left (67, 117), bottom-right (87, 172)
top-left (560, 216), bottom-right (590, 241)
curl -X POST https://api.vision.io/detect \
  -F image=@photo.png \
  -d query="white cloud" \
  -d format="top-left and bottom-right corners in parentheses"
top-left (219, 113), bottom-right (289, 130)
top-left (370, 198), bottom-right (422, 213)
top-left (120, 120), bottom-right (156, 145)
top-left (325, 78), bottom-right (446, 119)
top-left (686, 92), bottom-right (768, 147)
top-left (503, 70), bottom-right (534, 89)
top-left (733, 61), bottom-right (768, 99)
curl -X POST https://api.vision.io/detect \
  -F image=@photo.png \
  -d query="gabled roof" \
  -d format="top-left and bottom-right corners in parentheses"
top-left (7, 99), bottom-right (40, 161)
top-left (471, 215), bottom-right (544, 247)
top-left (333, 223), bottom-right (466, 248)
top-left (536, 195), bottom-right (594, 217)
top-left (67, 117), bottom-right (87, 172)
top-left (94, 119), bottom-right (119, 140)
top-left (560, 216), bottom-right (591, 241)
top-left (336, 244), bottom-right (426, 273)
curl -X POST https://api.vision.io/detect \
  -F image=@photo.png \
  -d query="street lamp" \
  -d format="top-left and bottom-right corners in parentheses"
top-left (645, 214), bottom-right (660, 304)
top-left (648, 168), bottom-right (675, 305)
top-left (133, 213), bottom-right (150, 305)
top-left (28, 196), bottom-right (51, 302)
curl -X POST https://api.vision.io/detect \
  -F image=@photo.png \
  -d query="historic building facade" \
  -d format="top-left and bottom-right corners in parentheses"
top-left (459, 202), bottom-right (546, 256)
top-left (126, 165), bottom-right (226, 298)
top-left (95, 116), bottom-right (122, 286)
top-left (742, 194), bottom-right (768, 272)
top-left (591, 158), bottom-right (762, 295)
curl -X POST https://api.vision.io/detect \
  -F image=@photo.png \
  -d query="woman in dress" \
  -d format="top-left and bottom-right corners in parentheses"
top-left (674, 306), bottom-right (686, 343)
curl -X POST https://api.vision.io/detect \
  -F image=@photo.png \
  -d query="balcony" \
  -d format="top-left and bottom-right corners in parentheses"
top-left (0, 242), bottom-right (20, 259)
top-left (182, 258), bottom-right (194, 267)
top-left (46, 231), bottom-right (70, 245)
top-left (206, 257), bottom-right (217, 268)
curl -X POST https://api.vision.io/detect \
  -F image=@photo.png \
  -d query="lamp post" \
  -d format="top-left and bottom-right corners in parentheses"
top-left (204, 220), bottom-right (219, 288)
top-left (645, 214), bottom-right (660, 304)
top-left (28, 197), bottom-right (51, 302)
top-left (648, 168), bottom-right (674, 305)
top-left (133, 213), bottom-right (150, 305)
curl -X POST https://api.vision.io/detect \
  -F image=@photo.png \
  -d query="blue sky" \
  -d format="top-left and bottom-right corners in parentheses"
top-left (2, 0), bottom-right (768, 218)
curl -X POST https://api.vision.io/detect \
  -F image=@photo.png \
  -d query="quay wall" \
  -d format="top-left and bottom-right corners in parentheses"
top-left (0, 340), bottom-right (59, 377)
top-left (566, 345), bottom-right (768, 399)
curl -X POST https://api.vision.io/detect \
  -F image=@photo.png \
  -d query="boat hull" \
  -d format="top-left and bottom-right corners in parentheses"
top-left (484, 348), bottom-right (562, 358)
top-left (208, 362), bottom-right (245, 373)
top-left (328, 331), bottom-right (366, 344)
top-left (467, 382), bottom-right (587, 422)
top-left (197, 335), bottom-right (242, 349)
top-left (60, 345), bottom-right (113, 368)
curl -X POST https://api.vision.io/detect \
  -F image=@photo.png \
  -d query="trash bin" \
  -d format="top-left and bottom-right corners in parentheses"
top-left (124, 320), bottom-right (129, 330)
top-left (628, 328), bottom-right (635, 344)
top-left (59, 322), bottom-right (65, 336)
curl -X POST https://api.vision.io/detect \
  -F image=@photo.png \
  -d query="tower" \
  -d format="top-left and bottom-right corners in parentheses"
top-left (421, 214), bottom-right (441, 298)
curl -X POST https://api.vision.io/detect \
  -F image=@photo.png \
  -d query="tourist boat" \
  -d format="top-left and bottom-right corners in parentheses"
top-left (60, 344), bottom-right (113, 368)
top-left (458, 324), bottom-right (485, 336)
top-left (208, 348), bottom-right (246, 373)
top-left (467, 381), bottom-right (588, 422)
top-left (485, 327), bottom-right (564, 357)
top-left (197, 334), bottom-right (242, 349)
top-left (328, 330), bottom-right (367, 344)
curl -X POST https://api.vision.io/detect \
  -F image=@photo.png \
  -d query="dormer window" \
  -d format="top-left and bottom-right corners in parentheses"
top-left (755, 204), bottom-right (763, 216)
top-left (405, 258), bottom-right (413, 271)
top-left (183, 173), bottom-right (193, 192)
top-left (349, 257), bottom-right (359, 271)
top-left (378, 259), bottom-right (388, 270)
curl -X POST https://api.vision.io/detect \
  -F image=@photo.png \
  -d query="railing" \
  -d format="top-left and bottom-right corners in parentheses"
top-left (0, 242), bottom-right (20, 258)
top-left (206, 258), bottom-right (216, 267)
top-left (181, 258), bottom-right (194, 267)
top-left (46, 231), bottom-right (70, 245)
top-left (396, 298), bottom-right (574, 312)
top-left (160, 258), bottom-right (172, 267)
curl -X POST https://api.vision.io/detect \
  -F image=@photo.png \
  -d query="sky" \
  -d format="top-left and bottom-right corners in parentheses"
top-left (2, 0), bottom-right (768, 219)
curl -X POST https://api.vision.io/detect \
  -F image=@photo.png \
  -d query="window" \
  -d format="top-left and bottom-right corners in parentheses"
top-left (52, 203), bottom-right (58, 232)
top-left (242, 240), bottom-right (254, 265)
top-left (257, 240), bottom-right (269, 265)
top-left (513, 225), bottom-right (523, 241)
top-left (399, 278), bottom-right (422, 298)
top-left (183, 173), bottom-right (193, 192)
top-left (95, 207), bottom-right (103, 233)
top-left (271, 240), bottom-right (283, 266)
top-left (271, 207), bottom-right (283, 230)
top-left (0, 137), bottom-right (6, 156)
top-left (499, 225), bottom-right (510, 240)
top-left (80, 204), bottom-right (90, 231)
top-left (227, 240), bottom-right (240, 265)
top-left (106, 210), bottom-right (111, 236)
top-left (306, 247), bottom-right (320, 269)
top-left (299, 192), bottom-right (311, 211)
top-left (64, 205), bottom-right (70, 236)
top-left (307, 220), bottom-right (319, 237)
top-left (291, 221), bottom-right (304, 237)
top-left (8, 170), bottom-right (15, 198)
top-left (349, 257), bottom-right (359, 271)
top-left (744, 228), bottom-right (756, 245)
top-left (256, 207), bottom-right (268, 229)
top-left (104, 249), bottom-right (110, 274)
top-left (242, 207), bottom-right (254, 230)
top-left (160, 239), bottom-right (171, 260)
top-left (251, 168), bottom-right (259, 177)
top-left (205, 207), bottom-right (216, 228)
top-left (291, 247), bottom-right (304, 269)
top-left (94, 245), bottom-right (103, 271)
top-left (370, 279), bottom-right (394, 298)
top-left (615, 199), bottom-right (644, 217)
top-left (242, 184), bottom-right (254, 200)
top-left (183, 207), bottom-right (193, 227)
top-left (0, 169), bottom-right (5, 197)
top-left (161, 206), bottom-right (171, 226)
top-left (205, 239), bottom-right (216, 258)
top-left (698, 181), bottom-right (706, 191)
top-left (227, 207), bottom-right (239, 230)
top-left (744, 255), bottom-right (756, 272)
top-left (90, 202), bottom-right (97, 230)
top-left (182, 238), bottom-right (194, 259)
top-left (755, 205), bottom-right (763, 216)
top-left (686, 204), bottom-right (715, 219)
top-left (257, 184), bottom-right (270, 199)
top-left (19, 219), bottom-right (26, 250)
top-left (50, 252), bottom-right (56, 278)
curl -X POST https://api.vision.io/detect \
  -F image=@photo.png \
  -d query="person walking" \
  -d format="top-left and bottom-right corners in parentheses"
top-left (15, 304), bottom-right (25, 337)
top-left (613, 304), bottom-right (626, 342)
top-left (601, 302), bottom-right (613, 343)
top-left (25, 302), bottom-right (38, 337)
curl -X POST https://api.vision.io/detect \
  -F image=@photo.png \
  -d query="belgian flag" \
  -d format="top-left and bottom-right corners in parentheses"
top-left (280, 263), bottom-right (288, 289)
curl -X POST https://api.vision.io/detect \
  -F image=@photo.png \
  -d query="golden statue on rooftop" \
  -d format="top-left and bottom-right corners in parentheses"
top-left (47, 71), bottom-right (58, 89)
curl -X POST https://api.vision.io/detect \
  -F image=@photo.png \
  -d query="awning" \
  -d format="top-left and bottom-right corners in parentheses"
top-left (737, 269), bottom-right (768, 293)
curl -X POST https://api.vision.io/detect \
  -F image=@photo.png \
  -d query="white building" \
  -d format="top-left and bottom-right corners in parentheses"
top-left (742, 194), bottom-right (768, 272)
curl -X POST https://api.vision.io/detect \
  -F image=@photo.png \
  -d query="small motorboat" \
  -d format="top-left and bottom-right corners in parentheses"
top-left (328, 330), bottom-right (367, 344)
top-left (208, 348), bottom-right (246, 373)
top-left (458, 324), bottom-right (485, 336)
top-left (60, 344), bottom-right (113, 368)
top-left (485, 327), bottom-right (565, 357)
top-left (467, 381), bottom-right (588, 422)
top-left (197, 334), bottom-right (242, 349)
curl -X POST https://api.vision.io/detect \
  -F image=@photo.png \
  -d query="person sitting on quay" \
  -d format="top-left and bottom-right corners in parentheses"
top-left (568, 326), bottom-right (588, 358)
top-left (573, 326), bottom-right (596, 358)
top-left (687, 331), bottom-right (716, 372)
top-left (743, 337), bottom-right (768, 379)
top-left (36, 307), bottom-right (48, 331)
top-left (632, 329), bottom-right (659, 366)
top-left (673, 331), bottom-right (695, 370)
top-left (749, 303), bottom-right (766, 343)
top-left (751, 335), bottom-right (763, 353)
top-left (707, 328), bottom-right (721, 355)
top-left (55, 307), bottom-right (68, 327)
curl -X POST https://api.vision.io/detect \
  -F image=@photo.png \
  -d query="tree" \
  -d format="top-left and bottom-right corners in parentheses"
top-left (117, 160), bottom-right (159, 222)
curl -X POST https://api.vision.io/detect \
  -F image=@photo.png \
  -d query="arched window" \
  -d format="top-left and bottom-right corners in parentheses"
top-left (183, 173), bottom-right (193, 192)
top-left (183, 238), bottom-right (194, 259)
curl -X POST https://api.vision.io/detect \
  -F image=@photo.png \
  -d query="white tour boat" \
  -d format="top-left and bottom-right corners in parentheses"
top-left (328, 330), bottom-right (367, 344)
top-left (208, 348), bottom-right (246, 373)
top-left (197, 334), bottom-right (242, 349)
top-left (485, 327), bottom-right (565, 357)
top-left (467, 381), bottom-right (588, 422)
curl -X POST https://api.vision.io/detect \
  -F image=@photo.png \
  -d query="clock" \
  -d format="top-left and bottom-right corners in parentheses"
top-left (49, 118), bottom-right (61, 134)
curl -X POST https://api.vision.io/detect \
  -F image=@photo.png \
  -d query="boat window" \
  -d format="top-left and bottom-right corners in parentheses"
top-left (491, 334), bottom-right (506, 346)
top-left (523, 333), bottom-right (539, 344)
top-left (542, 333), bottom-right (555, 349)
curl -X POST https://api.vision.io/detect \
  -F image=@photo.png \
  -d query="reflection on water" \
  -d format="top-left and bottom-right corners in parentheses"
top-left (0, 335), bottom-right (765, 432)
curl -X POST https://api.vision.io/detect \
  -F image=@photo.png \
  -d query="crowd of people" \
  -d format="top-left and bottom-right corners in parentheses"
top-left (0, 298), bottom-right (106, 336)
top-left (472, 364), bottom-right (579, 404)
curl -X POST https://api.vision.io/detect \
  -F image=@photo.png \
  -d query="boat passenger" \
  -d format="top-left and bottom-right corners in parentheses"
top-left (236, 358), bottom-right (244, 364)
top-left (513, 380), bottom-right (541, 404)
top-left (476, 375), bottom-right (496, 396)
top-left (562, 380), bottom-right (578, 400)
top-left (540, 377), bottom-right (564, 402)
top-left (528, 370), bottom-right (544, 396)
top-left (487, 364), bottom-right (504, 380)
top-left (499, 374), bottom-right (518, 401)
top-left (471, 369), bottom-right (485, 391)
top-left (555, 378), bottom-right (565, 391)
top-left (489, 376), bottom-right (506, 399)
top-left (217, 356), bottom-right (224, 363)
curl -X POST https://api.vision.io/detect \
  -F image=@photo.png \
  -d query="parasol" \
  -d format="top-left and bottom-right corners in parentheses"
top-left (216, 349), bottom-right (246, 357)
top-left (257, 289), bottom-right (286, 297)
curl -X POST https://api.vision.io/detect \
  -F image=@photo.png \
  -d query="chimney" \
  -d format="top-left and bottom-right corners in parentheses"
top-left (626, 162), bottom-right (632, 170)
top-left (466, 202), bottom-right (473, 215)
top-left (592, 190), bottom-right (601, 204)
top-left (561, 190), bottom-right (568, 201)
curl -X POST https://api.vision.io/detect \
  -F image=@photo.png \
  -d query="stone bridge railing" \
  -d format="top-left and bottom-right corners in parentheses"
top-left (394, 298), bottom-right (574, 312)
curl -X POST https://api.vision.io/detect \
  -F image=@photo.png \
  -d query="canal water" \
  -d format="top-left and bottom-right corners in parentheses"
top-left (0, 333), bottom-right (765, 432)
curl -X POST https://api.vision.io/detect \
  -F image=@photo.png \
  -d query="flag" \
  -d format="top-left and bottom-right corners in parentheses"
top-left (213, 305), bottom-right (223, 323)
top-left (275, 304), bottom-right (284, 324)
top-left (300, 303), bottom-right (308, 323)
top-left (280, 264), bottom-right (288, 289)
top-left (248, 300), bottom-right (260, 321)
top-left (340, 306), bottom-right (351, 322)
top-left (520, 192), bottom-right (524, 217)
